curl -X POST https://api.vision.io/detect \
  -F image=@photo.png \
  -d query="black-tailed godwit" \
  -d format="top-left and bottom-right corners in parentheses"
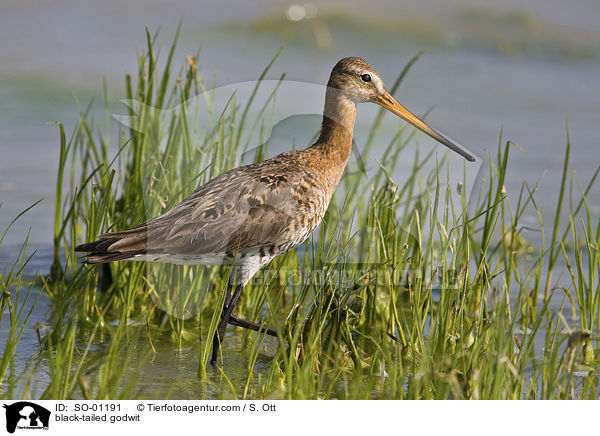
top-left (75, 57), bottom-right (475, 363)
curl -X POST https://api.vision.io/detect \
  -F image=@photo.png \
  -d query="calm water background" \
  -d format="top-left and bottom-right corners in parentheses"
top-left (1, 0), bottom-right (600, 398)
top-left (1, 0), bottom-right (599, 251)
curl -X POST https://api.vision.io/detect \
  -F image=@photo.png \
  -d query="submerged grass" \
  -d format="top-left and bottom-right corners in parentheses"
top-left (1, 28), bottom-right (599, 399)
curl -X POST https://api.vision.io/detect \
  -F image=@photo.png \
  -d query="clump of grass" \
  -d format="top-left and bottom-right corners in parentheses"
top-left (3, 27), bottom-right (599, 400)
top-left (0, 202), bottom-right (43, 388)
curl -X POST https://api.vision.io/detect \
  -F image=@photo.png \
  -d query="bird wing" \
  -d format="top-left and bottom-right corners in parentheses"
top-left (88, 152), bottom-right (325, 258)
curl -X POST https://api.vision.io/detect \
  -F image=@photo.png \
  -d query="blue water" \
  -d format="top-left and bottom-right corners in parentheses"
top-left (2, 0), bottom-right (599, 254)
top-left (0, 0), bottom-right (599, 397)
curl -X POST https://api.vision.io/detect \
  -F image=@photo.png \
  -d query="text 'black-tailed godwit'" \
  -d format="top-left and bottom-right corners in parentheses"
top-left (76, 57), bottom-right (476, 363)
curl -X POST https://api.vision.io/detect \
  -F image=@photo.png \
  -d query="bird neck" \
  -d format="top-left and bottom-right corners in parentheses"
top-left (314, 88), bottom-right (356, 166)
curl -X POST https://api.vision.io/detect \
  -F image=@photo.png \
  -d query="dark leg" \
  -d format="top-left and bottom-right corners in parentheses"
top-left (210, 276), bottom-right (234, 362)
top-left (211, 283), bottom-right (243, 364)
top-left (222, 280), bottom-right (233, 308)
top-left (229, 315), bottom-right (278, 337)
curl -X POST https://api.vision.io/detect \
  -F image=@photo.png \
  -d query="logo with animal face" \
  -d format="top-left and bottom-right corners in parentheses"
top-left (2, 402), bottom-right (50, 433)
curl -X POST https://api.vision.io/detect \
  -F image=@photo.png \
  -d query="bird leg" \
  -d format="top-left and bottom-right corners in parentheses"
top-left (211, 283), bottom-right (243, 363)
top-left (228, 315), bottom-right (278, 337)
top-left (210, 283), bottom-right (279, 363)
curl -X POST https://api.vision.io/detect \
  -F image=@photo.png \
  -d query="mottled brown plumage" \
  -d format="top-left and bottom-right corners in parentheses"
top-left (80, 150), bottom-right (331, 264)
top-left (75, 57), bottom-right (475, 362)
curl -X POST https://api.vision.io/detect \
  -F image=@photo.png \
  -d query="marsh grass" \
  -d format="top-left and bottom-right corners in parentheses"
top-left (0, 202), bottom-right (44, 386)
top-left (1, 28), bottom-right (599, 399)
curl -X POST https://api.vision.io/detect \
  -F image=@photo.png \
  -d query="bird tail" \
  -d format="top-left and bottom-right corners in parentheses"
top-left (75, 228), bottom-right (149, 264)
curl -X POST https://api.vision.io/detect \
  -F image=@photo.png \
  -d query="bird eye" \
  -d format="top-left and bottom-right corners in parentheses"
top-left (360, 73), bottom-right (371, 83)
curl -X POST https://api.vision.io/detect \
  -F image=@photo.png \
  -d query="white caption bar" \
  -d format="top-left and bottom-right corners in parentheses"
top-left (1, 400), bottom-right (597, 435)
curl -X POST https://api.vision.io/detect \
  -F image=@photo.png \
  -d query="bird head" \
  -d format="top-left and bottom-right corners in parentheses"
top-left (329, 57), bottom-right (476, 162)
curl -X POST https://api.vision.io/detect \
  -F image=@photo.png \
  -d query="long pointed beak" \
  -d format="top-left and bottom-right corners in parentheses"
top-left (375, 92), bottom-right (476, 162)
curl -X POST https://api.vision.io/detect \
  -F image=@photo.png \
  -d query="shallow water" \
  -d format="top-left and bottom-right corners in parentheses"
top-left (1, 0), bottom-right (599, 398)
top-left (1, 0), bottom-right (599, 248)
